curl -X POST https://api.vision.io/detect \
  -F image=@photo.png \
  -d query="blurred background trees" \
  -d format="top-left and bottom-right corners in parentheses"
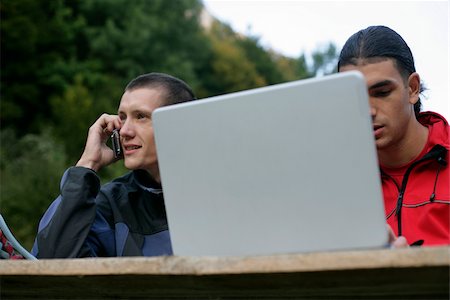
top-left (0, 0), bottom-right (338, 250)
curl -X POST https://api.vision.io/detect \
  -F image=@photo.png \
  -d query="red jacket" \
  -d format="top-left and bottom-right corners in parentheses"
top-left (381, 112), bottom-right (449, 246)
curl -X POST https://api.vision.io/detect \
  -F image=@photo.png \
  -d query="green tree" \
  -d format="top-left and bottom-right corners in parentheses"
top-left (200, 21), bottom-right (268, 96)
top-left (77, 0), bottom-right (209, 89)
top-left (235, 35), bottom-right (286, 85)
top-left (210, 35), bottom-right (266, 93)
top-left (0, 0), bottom-right (82, 134)
top-left (0, 129), bottom-right (68, 250)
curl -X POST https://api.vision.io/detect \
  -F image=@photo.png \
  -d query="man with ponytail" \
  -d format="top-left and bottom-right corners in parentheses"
top-left (338, 26), bottom-right (449, 246)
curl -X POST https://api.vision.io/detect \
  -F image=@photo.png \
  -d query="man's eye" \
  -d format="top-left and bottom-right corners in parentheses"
top-left (137, 113), bottom-right (147, 119)
top-left (374, 90), bottom-right (391, 97)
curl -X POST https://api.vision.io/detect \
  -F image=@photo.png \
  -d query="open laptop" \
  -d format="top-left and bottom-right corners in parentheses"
top-left (153, 71), bottom-right (388, 257)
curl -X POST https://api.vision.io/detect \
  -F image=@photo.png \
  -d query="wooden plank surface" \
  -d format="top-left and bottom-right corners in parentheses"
top-left (1, 246), bottom-right (449, 299)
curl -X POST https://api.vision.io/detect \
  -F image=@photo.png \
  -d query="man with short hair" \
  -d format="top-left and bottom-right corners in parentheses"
top-left (338, 26), bottom-right (449, 246)
top-left (33, 73), bottom-right (196, 258)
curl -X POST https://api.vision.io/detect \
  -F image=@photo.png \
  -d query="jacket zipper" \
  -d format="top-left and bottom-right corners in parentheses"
top-left (383, 145), bottom-right (448, 239)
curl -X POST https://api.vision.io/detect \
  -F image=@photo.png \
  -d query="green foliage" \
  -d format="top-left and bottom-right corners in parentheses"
top-left (0, 0), bottom-right (82, 134)
top-left (49, 72), bottom-right (122, 160)
top-left (210, 34), bottom-right (266, 92)
top-left (199, 21), bottom-right (267, 96)
top-left (200, 20), bottom-right (317, 96)
top-left (0, 0), bottom-right (339, 249)
top-left (0, 129), bottom-right (68, 250)
top-left (235, 35), bottom-right (287, 85)
top-left (77, 0), bottom-right (209, 90)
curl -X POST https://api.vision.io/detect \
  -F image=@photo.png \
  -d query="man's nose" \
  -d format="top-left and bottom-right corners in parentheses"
top-left (369, 98), bottom-right (377, 117)
top-left (119, 120), bottom-right (134, 137)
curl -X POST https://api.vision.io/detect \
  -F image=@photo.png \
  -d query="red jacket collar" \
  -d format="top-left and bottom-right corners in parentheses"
top-left (418, 111), bottom-right (449, 151)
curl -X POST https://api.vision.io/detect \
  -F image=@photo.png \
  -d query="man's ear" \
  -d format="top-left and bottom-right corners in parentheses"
top-left (408, 72), bottom-right (421, 105)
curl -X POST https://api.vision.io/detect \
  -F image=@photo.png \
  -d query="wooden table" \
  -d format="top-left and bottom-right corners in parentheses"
top-left (1, 246), bottom-right (449, 299)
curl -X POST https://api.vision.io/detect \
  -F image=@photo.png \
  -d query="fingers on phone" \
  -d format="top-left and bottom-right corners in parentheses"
top-left (99, 114), bottom-right (121, 134)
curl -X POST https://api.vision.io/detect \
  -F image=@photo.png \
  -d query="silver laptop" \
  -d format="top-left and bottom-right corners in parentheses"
top-left (153, 71), bottom-right (388, 257)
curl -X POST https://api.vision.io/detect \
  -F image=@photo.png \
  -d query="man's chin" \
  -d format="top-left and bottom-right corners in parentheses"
top-left (123, 159), bottom-right (139, 170)
top-left (375, 138), bottom-right (391, 151)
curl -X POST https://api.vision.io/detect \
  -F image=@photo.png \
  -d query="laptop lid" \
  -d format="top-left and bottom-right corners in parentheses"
top-left (153, 71), bottom-right (388, 256)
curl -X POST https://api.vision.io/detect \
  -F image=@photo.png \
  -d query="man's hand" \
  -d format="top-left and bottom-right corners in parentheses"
top-left (76, 114), bottom-right (122, 172)
top-left (387, 224), bottom-right (409, 248)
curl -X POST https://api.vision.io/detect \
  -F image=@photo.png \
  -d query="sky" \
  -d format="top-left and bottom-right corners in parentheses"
top-left (203, 0), bottom-right (449, 119)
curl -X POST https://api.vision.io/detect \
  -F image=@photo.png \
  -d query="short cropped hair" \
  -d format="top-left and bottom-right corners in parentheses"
top-left (125, 72), bottom-right (196, 106)
top-left (337, 26), bottom-right (424, 117)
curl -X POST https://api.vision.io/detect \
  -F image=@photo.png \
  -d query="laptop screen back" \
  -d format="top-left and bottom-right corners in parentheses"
top-left (153, 71), bottom-right (387, 256)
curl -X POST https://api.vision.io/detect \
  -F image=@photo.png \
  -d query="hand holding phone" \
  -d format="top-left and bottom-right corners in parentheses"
top-left (111, 129), bottom-right (123, 159)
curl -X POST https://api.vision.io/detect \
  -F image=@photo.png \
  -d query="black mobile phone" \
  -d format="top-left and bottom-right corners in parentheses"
top-left (111, 129), bottom-right (123, 159)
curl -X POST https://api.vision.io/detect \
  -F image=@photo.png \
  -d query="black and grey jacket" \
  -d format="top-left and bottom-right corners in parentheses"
top-left (32, 167), bottom-right (172, 258)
